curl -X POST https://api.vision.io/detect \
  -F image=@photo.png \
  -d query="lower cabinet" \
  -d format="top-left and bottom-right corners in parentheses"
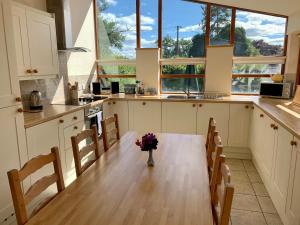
top-left (0, 106), bottom-right (27, 223)
top-left (162, 102), bottom-right (197, 134)
top-left (128, 101), bottom-right (161, 134)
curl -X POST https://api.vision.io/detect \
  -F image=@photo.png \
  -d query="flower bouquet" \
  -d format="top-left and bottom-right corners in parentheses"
top-left (136, 133), bottom-right (158, 167)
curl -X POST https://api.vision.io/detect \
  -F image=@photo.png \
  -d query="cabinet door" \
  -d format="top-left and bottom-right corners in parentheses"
top-left (162, 102), bottom-right (197, 134)
top-left (26, 10), bottom-right (58, 75)
top-left (129, 101), bottom-right (161, 134)
top-left (103, 100), bottom-right (113, 119)
top-left (286, 137), bottom-right (300, 225)
top-left (0, 106), bottom-right (26, 222)
top-left (0, 0), bottom-right (20, 109)
top-left (270, 125), bottom-right (293, 216)
top-left (228, 104), bottom-right (251, 147)
top-left (197, 103), bottom-right (229, 145)
top-left (111, 100), bottom-right (128, 137)
top-left (12, 4), bottom-right (31, 77)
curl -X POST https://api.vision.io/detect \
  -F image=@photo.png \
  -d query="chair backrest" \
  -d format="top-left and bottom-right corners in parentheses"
top-left (206, 117), bottom-right (216, 149)
top-left (7, 147), bottom-right (65, 225)
top-left (212, 158), bottom-right (234, 225)
top-left (71, 125), bottom-right (100, 177)
top-left (207, 130), bottom-right (221, 175)
top-left (101, 114), bottom-right (120, 152)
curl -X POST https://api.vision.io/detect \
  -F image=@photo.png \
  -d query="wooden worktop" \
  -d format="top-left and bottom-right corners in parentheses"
top-left (23, 95), bottom-right (300, 139)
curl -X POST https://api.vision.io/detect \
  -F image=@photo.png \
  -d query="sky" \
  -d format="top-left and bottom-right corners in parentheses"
top-left (98, 0), bottom-right (287, 59)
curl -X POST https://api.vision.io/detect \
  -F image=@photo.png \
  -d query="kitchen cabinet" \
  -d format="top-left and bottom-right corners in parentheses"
top-left (0, 0), bottom-right (21, 109)
top-left (103, 100), bottom-right (129, 136)
top-left (162, 102), bottom-right (197, 134)
top-left (0, 106), bottom-right (27, 223)
top-left (129, 101), bottom-right (161, 134)
top-left (11, 2), bottom-right (58, 78)
top-left (197, 103), bottom-right (230, 145)
top-left (228, 104), bottom-right (251, 147)
top-left (286, 137), bottom-right (300, 225)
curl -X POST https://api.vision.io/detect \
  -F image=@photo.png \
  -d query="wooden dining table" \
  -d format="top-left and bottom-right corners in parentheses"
top-left (26, 132), bottom-right (213, 225)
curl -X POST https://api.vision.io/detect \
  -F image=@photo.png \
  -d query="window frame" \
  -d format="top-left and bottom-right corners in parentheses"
top-left (93, 0), bottom-right (289, 95)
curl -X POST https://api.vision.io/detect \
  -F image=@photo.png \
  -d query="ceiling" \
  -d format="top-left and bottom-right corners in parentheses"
top-left (194, 0), bottom-right (300, 16)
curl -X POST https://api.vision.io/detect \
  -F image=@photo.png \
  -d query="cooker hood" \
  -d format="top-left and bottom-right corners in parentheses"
top-left (46, 0), bottom-right (90, 52)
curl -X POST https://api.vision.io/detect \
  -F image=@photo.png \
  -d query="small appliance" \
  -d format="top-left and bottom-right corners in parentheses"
top-left (111, 82), bottom-right (119, 94)
top-left (29, 90), bottom-right (43, 110)
top-left (92, 82), bottom-right (101, 95)
top-left (124, 84), bottom-right (136, 94)
top-left (259, 82), bottom-right (293, 99)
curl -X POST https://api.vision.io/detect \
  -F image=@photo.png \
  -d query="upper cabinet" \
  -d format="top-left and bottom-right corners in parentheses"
top-left (0, 0), bottom-right (21, 109)
top-left (11, 2), bottom-right (58, 78)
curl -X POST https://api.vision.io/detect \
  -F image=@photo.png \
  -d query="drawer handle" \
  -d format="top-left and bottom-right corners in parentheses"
top-left (16, 97), bottom-right (22, 102)
top-left (251, 106), bottom-right (254, 110)
top-left (245, 105), bottom-right (249, 109)
top-left (260, 114), bottom-right (264, 118)
top-left (73, 116), bottom-right (78, 120)
top-left (273, 125), bottom-right (278, 130)
top-left (192, 104), bottom-right (196, 107)
top-left (270, 124), bottom-right (275, 128)
top-left (291, 141), bottom-right (298, 146)
top-left (33, 69), bottom-right (38, 73)
top-left (74, 126), bottom-right (78, 130)
top-left (17, 108), bottom-right (23, 113)
top-left (199, 104), bottom-right (202, 107)
top-left (26, 69), bottom-right (32, 74)
top-left (113, 101), bottom-right (116, 104)
top-left (59, 119), bottom-right (64, 123)
top-left (108, 102), bottom-right (111, 105)
top-left (142, 102), bottom-right (146, 106)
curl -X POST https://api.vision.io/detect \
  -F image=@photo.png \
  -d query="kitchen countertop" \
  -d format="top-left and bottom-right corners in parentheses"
top-left (23, 94), bottom-right (300, 139)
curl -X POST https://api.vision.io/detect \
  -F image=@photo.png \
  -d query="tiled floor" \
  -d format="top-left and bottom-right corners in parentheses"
top-left (227, 159), bottom-right (283, 225)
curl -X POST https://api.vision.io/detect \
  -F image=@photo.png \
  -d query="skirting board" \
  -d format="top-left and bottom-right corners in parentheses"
top-left (223, 146), bottom-right (252, 159)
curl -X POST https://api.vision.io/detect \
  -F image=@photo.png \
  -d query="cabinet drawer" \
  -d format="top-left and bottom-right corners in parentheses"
top-left (62, 110), bottom-right (84, 128)
top-left (64, 120), bottom-right (85, 149)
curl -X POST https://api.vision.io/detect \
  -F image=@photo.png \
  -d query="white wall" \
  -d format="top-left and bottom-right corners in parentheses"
top-left (287, 10), bottom-right (300, 34)
top-left (13, 0), bottom-right (46, 10)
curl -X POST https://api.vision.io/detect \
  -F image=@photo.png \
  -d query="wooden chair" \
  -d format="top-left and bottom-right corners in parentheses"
top-left (101, 114), bottom-right (120, 152)
top-left (71, 125), bottom-right (100, 177)
top-left (206, 117), bottom-right (216, 149)
top-left (211, 157), bottom-right (234, 225)
top-left (7, 147), bottom-right (65, 225)
top-left (207, 130), bottom-right (221, 178)
top-left (210, 143), bottom-right (224, 201)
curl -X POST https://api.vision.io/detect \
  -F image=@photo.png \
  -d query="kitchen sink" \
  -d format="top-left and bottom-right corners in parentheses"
top-left (166, 94), bottom-right (224, 100)
top-left (166, 95), bottom-right (198, 99)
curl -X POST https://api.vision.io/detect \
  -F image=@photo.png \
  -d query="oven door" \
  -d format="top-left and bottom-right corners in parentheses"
top-left (85, 111), bottom-right (103, 138)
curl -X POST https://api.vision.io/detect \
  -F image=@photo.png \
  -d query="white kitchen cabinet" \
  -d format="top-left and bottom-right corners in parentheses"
top-left (286, 137), bottom-right (300, 225)
top-left (0, 106), bottom-right (27, 223)
top-left (129, 101), bottom-right (161, 134)
top-left (162, 102), bottom-right (197, 134)
top-left (197, 103), bottom-right (230, 145)
top-left (11, 2), bottom-right (58, 78)
top-left (0, 0), bottom-right (21, 109)
top-left (228, 104), bottom-right (251, 147)
top-left (103, 100), bottom-right (129, 136)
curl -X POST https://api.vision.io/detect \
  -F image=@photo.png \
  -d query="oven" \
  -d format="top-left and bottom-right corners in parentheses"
top-left (84, 103), bottom-right (103, 138)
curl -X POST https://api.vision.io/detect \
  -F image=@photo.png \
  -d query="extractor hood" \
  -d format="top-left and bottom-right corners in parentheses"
top-left (46, 0), bottom-right (90, 52)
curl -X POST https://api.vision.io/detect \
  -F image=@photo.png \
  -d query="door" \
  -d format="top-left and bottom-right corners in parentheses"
top-left (228, 104), bottom-right (251, 147)
top-left (0, 0), bottom-right (20, 109)
top-left (129, 101), bottom-right (161, 134)
top-left (286, 137), bottom-right (300, 225)
top-left (197, 103), bottom-right (230, 145)
top-left (12, 4), bottom-right (31, 77)
top-left (0, 106), bottom-right (27, 222)
top-left (26, 10), bottom-right (58, 75)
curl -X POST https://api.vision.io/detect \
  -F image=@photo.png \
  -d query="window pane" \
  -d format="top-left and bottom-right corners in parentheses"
top-left (140, 0), bottom-right (158, 48)
top-left (162, 65), bottom-right (205, 75)
top-left (100, 65), bottom-right (136, 75)
top-left (234, 10), bottom-right (286, 56)
top-left (232, 77), bottom-right (272, 93)
top-left (233, 64), bottom-right (282, 74)
top-left (100, 78), bottom-right (136, 92)
top-left (162, 0), bottom-right (206, 58)
top-left (161, 78), bottom-right (204, 93)
top-left (97, 0), bottom-right (136, 59)
top-left (210, 6), bottom-right (232, 46)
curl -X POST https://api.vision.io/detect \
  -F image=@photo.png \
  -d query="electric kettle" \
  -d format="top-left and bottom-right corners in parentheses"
top-left (29, 90), bottom-right (43, 110)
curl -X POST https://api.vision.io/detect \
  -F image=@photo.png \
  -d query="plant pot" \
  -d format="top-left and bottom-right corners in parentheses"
top-left (147, 150), bottom-right (154, 167)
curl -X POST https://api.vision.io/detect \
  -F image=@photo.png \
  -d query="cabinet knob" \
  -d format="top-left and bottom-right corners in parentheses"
top-left (142, 102), bottom-right (146, 106)
top-left (17, 108), bottom-right (23, 113)
top-left (199, 104), bottom-right (202, 107)
top-left (291, 141), bottom-right (297, 146)
top-left (273, 125), bottom-right (278, 130)
top-left (245, 105), bottom-right (249, 109)
top-left (26, 69), bottom-right (32, 74)
top-left (192, 104), bottom-right (196, 107)
top-left (108, 102), bottom-right (111, 105)
top-left (15, 97), bottom-right (22, 102)
top-left (73, 116), bottom-right (78, 120)
top-left (113, 101), bottom-right (116, 104)
top-left (251, 106), bottom-right (254, 110)
top-left (260, 114), bottom-right (264, 118)
top-left (270, 124), bottom-right (275, 128)
top-left (74, 126), bottom-right (78, 130)
top-left (59, 119), bottom-right (64, 123)
top-left (33, 69), bottom-right (38, 73)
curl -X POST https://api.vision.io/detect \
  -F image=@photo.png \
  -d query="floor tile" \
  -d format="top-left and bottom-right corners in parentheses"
top-left (231, 170), bottom-right (250, 183)
top-left (253, 183), bottom-right (269, 197)
top-left (234, 182), bottom-right (255, 195)
top-left (231, 209), bottom-right (267, 225)
top-left (258, 197), bottom-right (277, 214)
top-left (247, 171), bottom-right (263, 183)
top-left (264, 213), bottom-right (283, 225)
top-left (243, 160), bottom-right (257, 172)
top-left (226, 159), bottom-right (245, 171)
top-left (232, 194), bottom-right (261, 212)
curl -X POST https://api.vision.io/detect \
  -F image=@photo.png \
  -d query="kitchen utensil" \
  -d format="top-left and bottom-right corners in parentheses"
top-left (29, 90), bottom-right (43, 110)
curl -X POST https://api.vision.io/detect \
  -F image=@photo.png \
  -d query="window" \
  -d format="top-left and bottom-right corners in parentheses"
top-left (232, 10), bottom-right (287, 94)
